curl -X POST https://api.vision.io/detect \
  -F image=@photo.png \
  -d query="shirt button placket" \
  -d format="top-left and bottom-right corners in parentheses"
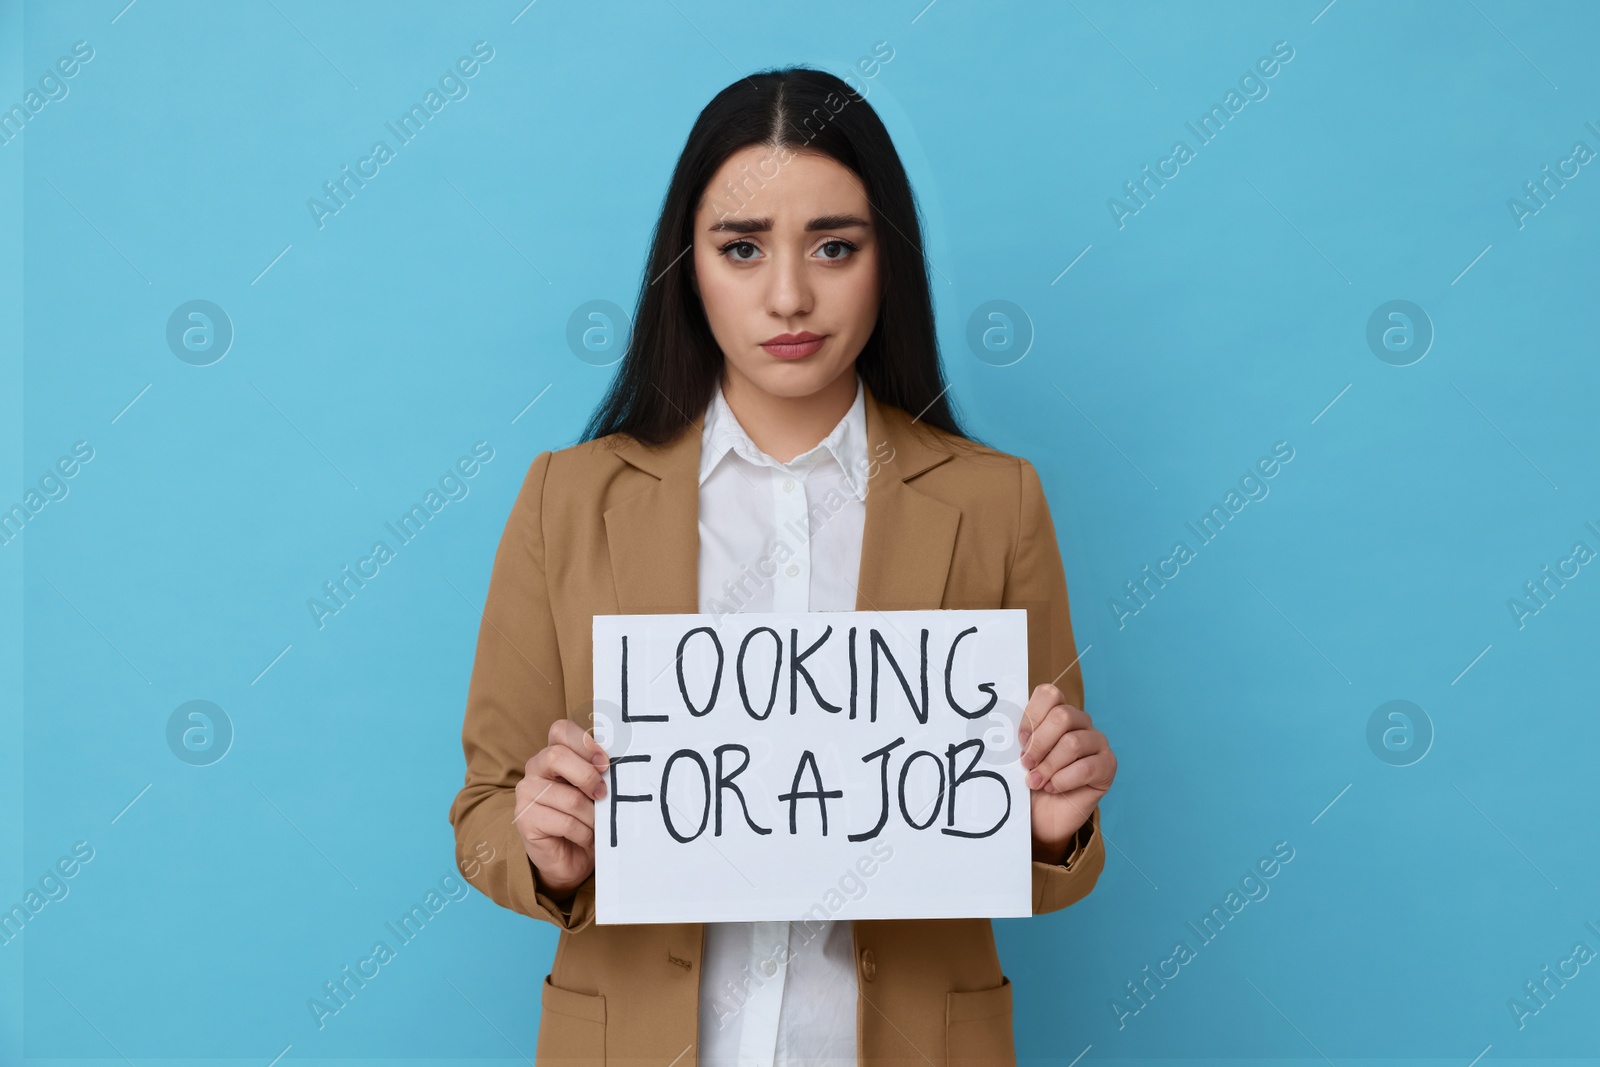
top-left (772, 464), bottom-right (809, 613)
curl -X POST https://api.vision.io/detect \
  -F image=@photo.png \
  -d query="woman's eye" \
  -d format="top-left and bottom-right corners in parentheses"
top-left (718, 239), bottom-right (857, 263)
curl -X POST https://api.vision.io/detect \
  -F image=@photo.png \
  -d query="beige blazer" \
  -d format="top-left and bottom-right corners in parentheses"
top-left (448, 379), bottom-right (1105, 1066)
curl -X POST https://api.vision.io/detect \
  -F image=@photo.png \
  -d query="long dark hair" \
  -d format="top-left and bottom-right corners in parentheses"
top-left (580, 65), bottom-right (981, 451)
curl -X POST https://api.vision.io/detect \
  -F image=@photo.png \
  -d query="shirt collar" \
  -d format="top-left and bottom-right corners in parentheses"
top-left (698, 372), bottom-right (869, 501)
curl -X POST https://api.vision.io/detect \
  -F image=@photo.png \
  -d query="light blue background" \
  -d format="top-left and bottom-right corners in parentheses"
top-left (4, 0), bottom-right (1598, 1063)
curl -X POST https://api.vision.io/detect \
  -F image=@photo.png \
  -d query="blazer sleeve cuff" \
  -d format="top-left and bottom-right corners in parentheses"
top-left (505, 825), bottom-right (597, 933)
top-left (1031, 806), bottom-right (1105, 915)
top-left (459, 798), bottom-right (599, 934)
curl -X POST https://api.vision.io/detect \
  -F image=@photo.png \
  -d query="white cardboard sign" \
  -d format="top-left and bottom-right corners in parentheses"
top-left (590, 609), bottom-right (1032, 924)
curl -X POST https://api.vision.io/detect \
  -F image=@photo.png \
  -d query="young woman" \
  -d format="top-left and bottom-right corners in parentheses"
top-left (449, 66), bottom-right (1117, 1066)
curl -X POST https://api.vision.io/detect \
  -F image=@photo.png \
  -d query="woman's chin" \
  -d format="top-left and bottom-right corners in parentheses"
top-left (730, 356), bottom-right (855, 400)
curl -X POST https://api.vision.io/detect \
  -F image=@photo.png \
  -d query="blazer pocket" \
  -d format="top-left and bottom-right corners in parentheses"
top-left (536, 973), bottom-right (605, 1066)
top-left (946, 975), bottom-right (1017, 1067)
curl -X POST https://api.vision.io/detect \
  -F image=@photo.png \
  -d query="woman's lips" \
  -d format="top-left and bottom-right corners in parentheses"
top-left (761, 337), bottom-right (825, 359)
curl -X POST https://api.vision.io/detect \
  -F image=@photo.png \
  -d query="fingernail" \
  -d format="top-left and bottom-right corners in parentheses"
top-left (1027, 771), bottom-right (1041, 788)
top-left (591, 753), bottom-right (607, 767)
top-left (593, 784), bottom-right (606, 799)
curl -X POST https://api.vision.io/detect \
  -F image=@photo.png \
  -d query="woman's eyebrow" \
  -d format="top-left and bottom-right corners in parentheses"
top-left (707, 213), bottom-right (872, 234)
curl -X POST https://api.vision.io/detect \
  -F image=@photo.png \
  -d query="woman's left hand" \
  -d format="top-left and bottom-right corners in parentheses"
top-left (1018, 682), bottom-right (1116, 864)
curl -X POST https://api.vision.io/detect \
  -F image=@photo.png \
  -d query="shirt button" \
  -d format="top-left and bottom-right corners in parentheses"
top-left (782, 478), bottom-right (796, 492)
top-left (760, 958), bottom-right (777, 976)
top-left (784, 563), bottom-right (800, 578)
top-left (859, 948), bottom-right (876, 982)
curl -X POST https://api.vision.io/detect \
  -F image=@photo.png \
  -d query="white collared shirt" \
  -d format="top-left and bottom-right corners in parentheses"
top-left (695, 372), bottom-right (867, 1067)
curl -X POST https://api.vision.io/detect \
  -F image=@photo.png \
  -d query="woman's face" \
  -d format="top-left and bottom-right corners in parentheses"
top-left (691, 145), bottom-right (880, 402)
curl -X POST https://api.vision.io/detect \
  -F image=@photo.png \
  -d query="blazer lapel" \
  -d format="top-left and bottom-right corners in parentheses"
top-left (602, 420), bottom-right (702, 616)
top-left (602, 377), bottom-right (962, 617)
top-left (852, 383), bottom-right (962, 613)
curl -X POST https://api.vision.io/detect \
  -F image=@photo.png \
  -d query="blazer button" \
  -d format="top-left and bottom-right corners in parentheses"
top-left (859, 948), bottom-right (876, 982)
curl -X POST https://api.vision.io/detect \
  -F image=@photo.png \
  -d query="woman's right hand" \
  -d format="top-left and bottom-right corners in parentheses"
top-left (515, 719), bottom-right (609, 899)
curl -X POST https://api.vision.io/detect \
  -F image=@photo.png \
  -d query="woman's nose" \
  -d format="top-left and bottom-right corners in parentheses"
top-left (764, 251), bottom-right (813, 316)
